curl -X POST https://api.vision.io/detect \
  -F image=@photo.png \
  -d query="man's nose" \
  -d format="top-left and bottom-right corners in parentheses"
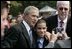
top-left (34, 17), bottom-right (38, 23)
top-left (62, 9), bottom-right (65, 12)
top-left (5, 20), bottom-right (8, 25)
top-left (4, 20), bottom-right (9, 28)
top-left (40, 29), bottom-right (44, 32)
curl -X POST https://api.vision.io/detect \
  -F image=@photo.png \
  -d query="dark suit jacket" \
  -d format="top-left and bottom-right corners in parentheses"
top-left (45, 15), bottom-right (71, 37)
top-left (1, 22), bottom-right (32, 48)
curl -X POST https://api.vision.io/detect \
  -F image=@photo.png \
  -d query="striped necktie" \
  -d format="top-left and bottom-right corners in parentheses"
top-left (60, 20), bottom-right (64, 31)
top-left (29, 29), bottom-right (33, 46)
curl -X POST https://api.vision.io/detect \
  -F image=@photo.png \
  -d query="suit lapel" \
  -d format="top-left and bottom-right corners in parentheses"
top-left (66, 16), bottom-right (71, 30)
top-left (66, 16), bottom-right (71, 37)
top-left (54, 15), bottom-right (58, 28)
top-left (43, 37), bottom-right (49, 48)
top-left (20, 22), bottom-right (31, 47)
top-left (51, 15), bottom-right (58, 29)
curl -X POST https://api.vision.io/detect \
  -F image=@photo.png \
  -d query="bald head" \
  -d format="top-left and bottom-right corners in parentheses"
top-left (57, 1), bottom-right (70, 8)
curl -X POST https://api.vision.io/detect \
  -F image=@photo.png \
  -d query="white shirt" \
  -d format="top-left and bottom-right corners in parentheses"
top-left (23, 20), bottom-right (33, 45)
top-left (37, 37), bottom-right (44, 48)
top-left (57, 16), bottom-right (68, 33)
top-left (22, 20), bottom-right (32, 38)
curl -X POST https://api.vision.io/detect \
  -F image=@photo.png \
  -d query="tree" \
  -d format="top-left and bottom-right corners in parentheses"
top-left (10, 1), bottom-right (57, 17)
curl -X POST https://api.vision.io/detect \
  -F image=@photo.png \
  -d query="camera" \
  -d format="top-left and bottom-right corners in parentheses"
top-left (52, 27), bottom-right (64, 34)
top-left (52, 27), bottom-right (64, 40)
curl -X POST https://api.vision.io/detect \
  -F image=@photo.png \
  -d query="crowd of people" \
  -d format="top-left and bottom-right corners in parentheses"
top-left (1, 1), bottom-right (71, 48)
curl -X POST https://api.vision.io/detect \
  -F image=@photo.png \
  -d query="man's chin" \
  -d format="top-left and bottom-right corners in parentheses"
top-left (40, 35), bottom-right (44, 37)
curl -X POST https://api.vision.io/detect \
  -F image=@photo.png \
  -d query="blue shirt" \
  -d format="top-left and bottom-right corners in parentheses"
top-left (37, 37), bottom-right (44, 48)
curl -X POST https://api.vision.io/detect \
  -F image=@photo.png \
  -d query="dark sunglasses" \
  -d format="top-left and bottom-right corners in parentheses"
top-left (59, 7), bottom-right (68, 11)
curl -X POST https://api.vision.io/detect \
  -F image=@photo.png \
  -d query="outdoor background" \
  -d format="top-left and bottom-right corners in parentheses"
top-left (9, 1), bottom-right (57, 17)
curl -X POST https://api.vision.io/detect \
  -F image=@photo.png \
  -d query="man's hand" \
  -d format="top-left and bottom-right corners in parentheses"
top-left (50, 31), bottom-right (59, 43)
top-left (45, 31), bottom-right (51, 41)
top-left (62, 31), bottom-right (70, 40)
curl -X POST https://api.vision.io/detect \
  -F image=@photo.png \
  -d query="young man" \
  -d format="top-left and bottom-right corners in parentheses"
top-left (33, 19), bottom-right (58, 48)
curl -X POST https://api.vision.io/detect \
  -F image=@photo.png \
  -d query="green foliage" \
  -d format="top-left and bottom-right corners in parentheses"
top-left (10, 1), bottom-right (57, 17)
top-left (10, 1), bottom-right (23, 16)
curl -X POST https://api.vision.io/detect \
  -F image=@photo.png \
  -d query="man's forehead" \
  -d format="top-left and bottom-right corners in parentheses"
top-left (29, 10), bottom-right (39, 15)
top-left (57, 1), bottom-right (70, 7)
top-left (59, 4), bottom-right (69, 7)
top-left (58, 3), bottom-right (69, 8)
top-left (57, 1), bottom-right (69, 4)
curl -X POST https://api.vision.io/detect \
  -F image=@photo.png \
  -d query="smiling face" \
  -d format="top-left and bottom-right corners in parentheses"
top-left (25, 10), bottom-right (39, 28)
top-left (35, 19), bottom-right (47, 38)
top-left (57, 1), bottom-right (70, 20)
top-left (23, 6), bottom-right (39, 28)
top-left (36, 23), bottom-right (47, 37)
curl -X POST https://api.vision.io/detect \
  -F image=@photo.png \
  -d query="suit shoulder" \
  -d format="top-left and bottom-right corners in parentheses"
top-left (45, 15), bottom-right (57, 22)
top-left (46, 15), bottom-right (57, 20)
top-left (9, 22), bottom-right (23, 32)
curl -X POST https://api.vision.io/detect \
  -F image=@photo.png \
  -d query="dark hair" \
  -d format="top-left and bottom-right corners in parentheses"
top-left (1, 1), bottom-right (9, 15)
top-left (34, 19), bottom-right (46, 29)
top-left (1, 1), bottom-right (9, 9)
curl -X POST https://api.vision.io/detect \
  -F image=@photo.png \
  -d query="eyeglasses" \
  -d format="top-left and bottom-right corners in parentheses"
top-left (59, 7), bottom-right (68, 11)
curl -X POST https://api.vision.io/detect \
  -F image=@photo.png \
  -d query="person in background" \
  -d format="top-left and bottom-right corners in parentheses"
top-left (45, 1), bottom-right (71, 48)
top-left (16, 12), bottom-right (23, 23)
top-left (45, 1), bottom-right (71, 39)
top-left (10, 18), bottom-right (17, 26)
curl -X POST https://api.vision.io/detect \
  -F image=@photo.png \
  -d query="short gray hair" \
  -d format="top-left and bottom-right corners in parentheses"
top-left (57, 1), bottom-right (70, 7)
top-left (24, 6), bottom-right (39, 15)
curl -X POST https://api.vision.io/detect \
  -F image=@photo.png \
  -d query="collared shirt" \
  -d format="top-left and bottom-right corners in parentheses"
top-left (57, 16), bottom-right (68, 33)
top-left (37, 37), bottom-right (44, 48)
top-left (23, 20), bottom-right (31, 36)
top-left (22, 20), bottom-right (33, 41)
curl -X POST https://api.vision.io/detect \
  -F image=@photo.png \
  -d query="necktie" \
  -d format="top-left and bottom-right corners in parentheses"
top-left (29, 29), bottom-right (33, 46)
top-left (58, 20), bottom-right (64, 40)
top-left (36, 38), bottom-right (44, 48)
top-left (60, 20), bottom-right (64, 31)
top-left (37, 40), bottom-right (43, 48)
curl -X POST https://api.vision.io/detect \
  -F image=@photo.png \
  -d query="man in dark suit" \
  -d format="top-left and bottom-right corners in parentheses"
top-left (1, 6), bottom-right (39, 48)
top-left (45, 1), bottom-right (71, 37)
top-left (44, 1), bottom-right (71, 48)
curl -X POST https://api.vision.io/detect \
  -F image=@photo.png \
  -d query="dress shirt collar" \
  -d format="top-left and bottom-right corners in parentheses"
top-left (58, 16), bottom-right (68, 24)
top-left (37, 37), bottom-right (44, 44)
top-left (22, 20), bottom-right (31, 34)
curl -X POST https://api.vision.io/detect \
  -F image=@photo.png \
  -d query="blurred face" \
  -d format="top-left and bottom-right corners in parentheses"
top-left (25, 10), bottom-right (39, 27)
top-left (17, 15), bottom-right (23, 22)
top-left (1, 8), bottom-right (9, 31)
top-left (1, 15), bottom-right (9, 31)
top-left (57, 2), bottom-right (70, 20)
top-left (36, 23), bottom-right (47, 37)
